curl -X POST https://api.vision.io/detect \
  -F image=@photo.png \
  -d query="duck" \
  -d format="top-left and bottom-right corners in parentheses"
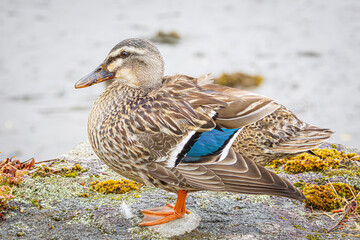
top-left (75, 38), bottom-right (333, 226)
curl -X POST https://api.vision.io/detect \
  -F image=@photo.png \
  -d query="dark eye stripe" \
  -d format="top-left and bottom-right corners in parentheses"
top-left (106, 50), bottom-right (138, 65)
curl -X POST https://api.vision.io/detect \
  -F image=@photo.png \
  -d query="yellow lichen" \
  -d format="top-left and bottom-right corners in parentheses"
top-left (90, 179), bottom-right (140, 194)
top-left (268, 148), bottom-right (360, 174)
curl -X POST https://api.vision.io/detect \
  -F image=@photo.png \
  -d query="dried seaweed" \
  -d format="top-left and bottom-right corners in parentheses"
top-left (0, 157), bottom-right (34, 220)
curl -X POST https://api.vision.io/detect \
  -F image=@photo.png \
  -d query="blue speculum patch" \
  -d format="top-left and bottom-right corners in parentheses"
top-left (183, 128), bottom-right (239, 162)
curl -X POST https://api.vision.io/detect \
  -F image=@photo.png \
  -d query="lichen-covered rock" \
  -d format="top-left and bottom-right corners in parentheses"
top-left (0, 142), bottom-right (359, 239)
top-left (148, 211), bottom-right (201, 236)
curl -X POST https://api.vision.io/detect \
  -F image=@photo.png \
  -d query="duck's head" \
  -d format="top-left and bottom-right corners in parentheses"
top-left (75, 38), bottom-right (164, 89)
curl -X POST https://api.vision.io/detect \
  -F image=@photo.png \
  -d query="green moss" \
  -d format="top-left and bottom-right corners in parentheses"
top-left (325, 165), bottom-right (360, 190)
top-left (31, 165), bottom-right (52, 178)
top-left (293, 224), bottom-right (306, 231)
top-left (330, 182), bottom-right (356, 199)
top-left (63, 171), bottom-right (77, 178)
top-left (14, 176), bottom-right (86, 206)
top-left (303, 183), bottom-right (341, 211)
top-left (90, 179), bottom-right (140, 194)
top-left (305, 234), bottom-right (325, 240)
top-left (294, 179), bottom-right (306, 190)
top-left (30, 198), bottom-right (40, 206)
top-left (303, 182), bottom-right (358, 212)
top-left (32, 163), bottom-right (87, 178)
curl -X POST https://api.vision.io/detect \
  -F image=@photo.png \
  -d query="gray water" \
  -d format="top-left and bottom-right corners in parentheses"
top-left (1, 0), bottom-right (360, 161)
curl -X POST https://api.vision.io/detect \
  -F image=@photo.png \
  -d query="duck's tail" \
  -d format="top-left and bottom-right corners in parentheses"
top-left (269, 124), bottom-right (334, 154)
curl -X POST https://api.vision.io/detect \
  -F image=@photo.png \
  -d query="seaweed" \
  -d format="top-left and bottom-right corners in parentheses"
top-left (215, 72), bottom-right (264, 88)
top-left (0, 157), bottom-right (34, 218)
top-left (151, 31), bottom-right (181, 44)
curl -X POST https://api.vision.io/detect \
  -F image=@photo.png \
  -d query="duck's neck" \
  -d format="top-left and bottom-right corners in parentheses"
top-left (110, 80), bottom-right (155, 101)
top-left (88, 81), bottom-right (153, 131)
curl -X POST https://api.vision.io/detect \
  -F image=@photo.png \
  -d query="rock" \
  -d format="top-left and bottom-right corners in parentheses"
top-left (1, 141), bottom-right (359, 239)
top-left (148, 211), bottom-right (201, 236)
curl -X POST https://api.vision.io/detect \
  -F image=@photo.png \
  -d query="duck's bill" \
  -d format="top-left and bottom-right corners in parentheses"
top-left (75, 65), bottom-right (115, 89)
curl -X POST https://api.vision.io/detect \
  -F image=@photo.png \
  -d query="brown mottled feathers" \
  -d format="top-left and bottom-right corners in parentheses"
top-left (147, 149), bottom-right (304, 200)
top-left (233, 107), bottom-right (334, 165)
top-left (88, 74), bottom-right (333, 201)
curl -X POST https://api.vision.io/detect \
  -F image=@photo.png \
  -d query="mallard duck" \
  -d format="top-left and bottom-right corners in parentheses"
top-left (75, 38), bottom-right (333, 226)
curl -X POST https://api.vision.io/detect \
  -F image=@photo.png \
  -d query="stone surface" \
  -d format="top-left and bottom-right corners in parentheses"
top-left (148, 211), bottom-right (201, 237)
top-left (0, 141), bottom-right (359, 239)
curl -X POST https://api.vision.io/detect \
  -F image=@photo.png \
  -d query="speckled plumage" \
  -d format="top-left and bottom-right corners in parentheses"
top-left (233, 106), bottom-right (333, 165)
top-left (76, 38), bottom-right (334, 211)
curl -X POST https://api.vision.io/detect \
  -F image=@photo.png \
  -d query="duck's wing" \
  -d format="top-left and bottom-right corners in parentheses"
top-left (200, 83), bottom-right (281, 129)
top-left (146, 148), bottom-right (305, 200)
top-left (144, 75), bottom-right (281, 168)
top-left (143, 75), bottom-right (305, 200)
top-left (202, 79), bottom-right (333, 156)
top-left (162, 74), bottom-right (282, 131)
top-left (178, 149), bottom-right (306, 200)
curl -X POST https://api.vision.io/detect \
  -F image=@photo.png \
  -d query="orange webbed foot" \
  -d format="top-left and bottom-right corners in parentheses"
top-left (139, 190), bottom-right (190, 226)
top-left (139, 205), bottom-right (184, 226)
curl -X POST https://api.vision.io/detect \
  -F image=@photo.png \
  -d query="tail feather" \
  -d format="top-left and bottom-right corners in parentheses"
top-left (270, 124), bottom-right (334, 154)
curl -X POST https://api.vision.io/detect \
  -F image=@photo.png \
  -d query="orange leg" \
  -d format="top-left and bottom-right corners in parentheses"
top-left (139, 190), bottom-right (190, 226)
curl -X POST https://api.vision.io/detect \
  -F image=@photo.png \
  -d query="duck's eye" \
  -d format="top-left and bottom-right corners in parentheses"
top-left (120, 51), bottom-right (130, 59)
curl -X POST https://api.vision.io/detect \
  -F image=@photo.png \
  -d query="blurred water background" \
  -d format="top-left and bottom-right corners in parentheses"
top-left (0, 0), bottom-right (359, 161)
